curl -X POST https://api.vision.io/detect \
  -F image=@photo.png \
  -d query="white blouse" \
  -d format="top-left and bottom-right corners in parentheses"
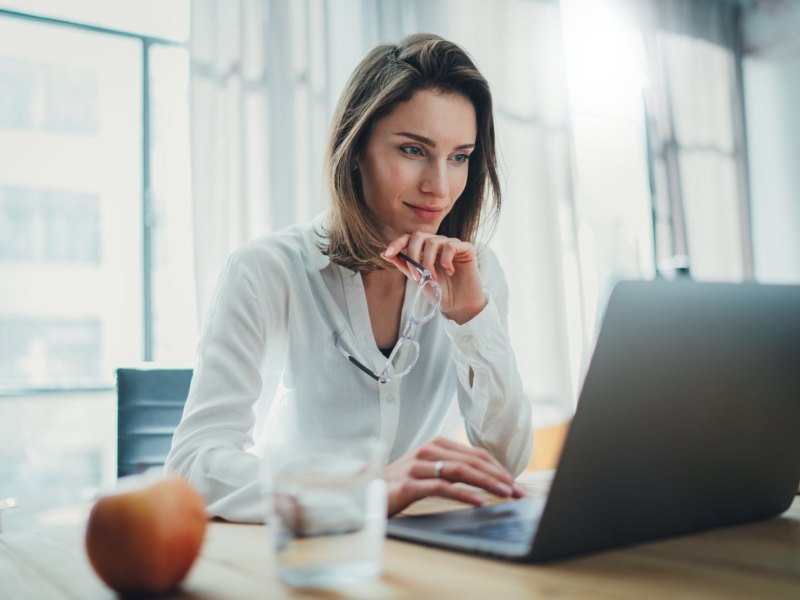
top-left (165, 214), bottom-right (532, 522)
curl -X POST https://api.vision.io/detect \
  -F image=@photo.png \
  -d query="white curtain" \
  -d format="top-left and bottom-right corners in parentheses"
top-left (189, 0), bottom-right (755, 424)
top-left (625, 0), bottom-right (752, 281)
top-left (418, 2), bottom-right (580, 420)
top-left (741, 0), bottom-right (800, 284)
top-left (191, 0), bottom-right (263, 319)
top-left (191, 0), bottom-right (325, 317)
top-left (189, 0), bottom-right (579, 424)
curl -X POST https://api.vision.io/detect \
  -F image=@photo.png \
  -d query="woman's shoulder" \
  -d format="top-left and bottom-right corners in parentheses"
top-left (231, 214), bottom-right (328, 272)
top-left (477, 244), bottom-right (502, 273)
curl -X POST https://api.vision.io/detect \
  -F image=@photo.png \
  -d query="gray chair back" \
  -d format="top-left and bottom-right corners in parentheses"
top-left (116, 367), bottom-right (193, 478)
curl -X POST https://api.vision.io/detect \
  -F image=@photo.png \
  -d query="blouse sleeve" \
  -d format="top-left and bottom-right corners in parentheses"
top-left (165, 242), bottom-right (287, 522)
top-left (442, 248), bottom-right (533, 477)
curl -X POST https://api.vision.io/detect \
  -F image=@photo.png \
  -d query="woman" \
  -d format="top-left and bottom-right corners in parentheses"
top-left (166, 33), bottom-right (532, 521)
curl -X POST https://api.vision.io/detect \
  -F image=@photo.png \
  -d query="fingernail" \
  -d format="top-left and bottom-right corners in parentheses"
top-left (513, 484), bottom-right (526, 497)
top-left (384, 247), bottom-right (396, 257)
top-left (496, 483), bottom-right (512, 497)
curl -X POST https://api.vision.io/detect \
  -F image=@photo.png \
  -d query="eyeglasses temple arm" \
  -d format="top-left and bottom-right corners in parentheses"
top-left (334, 331), bottom-right (380, 382)
top-left (347, 356), bottom-right (380, 381)
top-left (395, 252), bottom-right (428, 275)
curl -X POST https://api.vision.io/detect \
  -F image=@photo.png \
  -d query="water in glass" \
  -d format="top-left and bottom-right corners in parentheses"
top-left (264, 439), bottom-right (386, 587)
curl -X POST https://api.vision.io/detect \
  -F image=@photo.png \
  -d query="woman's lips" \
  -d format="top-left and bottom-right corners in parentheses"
top-left (404, 202), bottom-right (444, 221)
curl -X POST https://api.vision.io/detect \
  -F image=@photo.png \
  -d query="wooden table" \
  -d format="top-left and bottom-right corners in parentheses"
top-left (1, 470), bottom-right (799, 599)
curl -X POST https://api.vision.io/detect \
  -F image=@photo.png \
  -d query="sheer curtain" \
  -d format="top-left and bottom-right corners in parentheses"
top-left (188, 0), bottom-right (757, 425)
top-left (190, 0), bottom-right (327, 317)
top-left (625, 0), bottom-right (752, 281)
top-left (741, 0), bottom-right (800, 284)
top-left (189, 0), bottom-right (579, 424)
top-left (418, 2), bottom-right (580, 422)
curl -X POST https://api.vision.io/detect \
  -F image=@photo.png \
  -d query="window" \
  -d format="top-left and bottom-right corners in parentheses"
top-left (0, 0), bottom-right (189, 41)
top-left (0, 6), bottom-right (193, 393)
top-left (654, 32), bottom-right (746, 282)
top-left (560, 0), bottom-right (655, 378)
top-left (0, 3), bottom-right (192, 531)
top-left (0, 186), bottom-right (101, 263)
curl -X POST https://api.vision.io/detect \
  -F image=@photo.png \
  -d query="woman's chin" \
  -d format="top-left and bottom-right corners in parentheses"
top-left (402, 220), bottom-right (443, 237)
top-left (380, 223), bottom-right (439, 244)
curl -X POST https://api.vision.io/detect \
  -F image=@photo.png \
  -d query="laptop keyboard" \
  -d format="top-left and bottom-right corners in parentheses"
top-left (446, 517), bottom-right (538, 544)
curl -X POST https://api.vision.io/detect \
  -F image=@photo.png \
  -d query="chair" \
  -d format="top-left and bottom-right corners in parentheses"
top-left (116, 367), bottom-right (193, 478)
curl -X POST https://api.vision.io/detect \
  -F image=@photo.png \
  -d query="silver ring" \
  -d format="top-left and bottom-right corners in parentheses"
top-left (433, 460), bottom-right (445, 479)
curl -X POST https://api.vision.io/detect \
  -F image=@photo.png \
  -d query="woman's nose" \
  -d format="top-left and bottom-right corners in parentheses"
top-left (420, 161), bottom-right (448, 198)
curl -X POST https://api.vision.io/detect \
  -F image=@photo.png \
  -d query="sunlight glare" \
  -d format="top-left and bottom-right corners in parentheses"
top-left (561, 0), bottom-right (646, 117)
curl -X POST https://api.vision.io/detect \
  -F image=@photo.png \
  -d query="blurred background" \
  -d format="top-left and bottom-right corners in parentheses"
top-left (1, 0), bottom-right (798, 530)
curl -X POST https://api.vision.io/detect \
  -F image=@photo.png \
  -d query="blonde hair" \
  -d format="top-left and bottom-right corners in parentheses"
top-left (323, 33), bottom-right (501, 272)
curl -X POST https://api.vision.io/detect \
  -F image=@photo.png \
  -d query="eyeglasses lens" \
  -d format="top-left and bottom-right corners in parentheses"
top-left (412, 279), bottom-right (441, 322)
top-left (388, 338), bottom-right (418, 375)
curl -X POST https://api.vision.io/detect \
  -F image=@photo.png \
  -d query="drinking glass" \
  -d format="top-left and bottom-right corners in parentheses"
top-left (262, 437), bottom-right (387, 587)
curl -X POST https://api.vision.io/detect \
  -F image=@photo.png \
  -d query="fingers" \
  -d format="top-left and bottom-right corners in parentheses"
top-left (425, 437), bottom-right (510, 481)
top-left (409, 235), bottom-right (460, 280)
top-left (422, 242), bottom-right (442, 280)
top-left (382, 235), bottom-right (419, 282)
top-left (433, 438), bottom-right (526, 498)
top-left (381, 252), bottom-right (414, 280)
top-left (382, 234), bottom-right (411, 265)
top-left (414, 438), bottom-right (525, 499)
top-left (386, 476), bottom-right (487, 516)
top-left (405, 478), bottom-right (487, 508)
top-left (385, 439), bottom-right (527, 515)
top-left (382, 233), bottom-right (485, 325)
top-left (383, 235), bottom-right (410, 260)
top-left (439, 243), bottom-right (458, 277)
top-left (382, 232), bottom-right (475, 280)
top-left (410, 457), bottom-right (514, 499)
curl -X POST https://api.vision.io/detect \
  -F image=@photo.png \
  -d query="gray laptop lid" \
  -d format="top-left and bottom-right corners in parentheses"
top-left (530, 279), bottom-right (800, 560)
top-left (388, 279), bottom-right (800, 561)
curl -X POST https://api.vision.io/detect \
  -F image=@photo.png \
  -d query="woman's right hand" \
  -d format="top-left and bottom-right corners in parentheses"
top-left (384, 437), bottom-right (525, 516)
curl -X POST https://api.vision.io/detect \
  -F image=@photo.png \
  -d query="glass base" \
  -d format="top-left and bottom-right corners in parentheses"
top-left (279, 560), bottom-right (382, 588)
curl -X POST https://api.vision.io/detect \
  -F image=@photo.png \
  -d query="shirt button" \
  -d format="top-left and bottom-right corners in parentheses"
top-left (386, 393), bottom-right (397, 403)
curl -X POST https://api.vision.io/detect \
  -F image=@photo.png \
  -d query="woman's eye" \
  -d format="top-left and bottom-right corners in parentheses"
top-left (400, 146), bottom-right (424, 157)
top-left (451, 153), bottom-right (470, 165)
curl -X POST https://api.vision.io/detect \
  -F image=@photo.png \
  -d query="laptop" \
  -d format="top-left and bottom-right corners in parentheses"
top-left (387, 279), bottom-right (800, 562)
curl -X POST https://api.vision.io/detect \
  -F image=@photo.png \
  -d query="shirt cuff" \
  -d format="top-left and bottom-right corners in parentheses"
top-left (442, 293), bottom-right (508, 361)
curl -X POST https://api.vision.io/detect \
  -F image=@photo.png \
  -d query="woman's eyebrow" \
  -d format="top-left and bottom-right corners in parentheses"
top-left (394, 131), bottom-right (475, 151)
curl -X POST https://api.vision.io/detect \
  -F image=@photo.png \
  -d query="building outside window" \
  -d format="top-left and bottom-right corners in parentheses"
top-left (0, 1), bottom-right (192, 530)
top-left (0, 3), bottom-right (194, 394)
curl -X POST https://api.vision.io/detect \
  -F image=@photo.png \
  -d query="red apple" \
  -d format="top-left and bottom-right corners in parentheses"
top-left (85, 476), bottom-right (207, 595)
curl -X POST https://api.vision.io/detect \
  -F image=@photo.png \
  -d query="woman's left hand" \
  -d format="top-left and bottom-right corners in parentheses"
top-left (383, 437), bottom-right (526, 517)
top-left (382, 232), bottom-right (487, 324)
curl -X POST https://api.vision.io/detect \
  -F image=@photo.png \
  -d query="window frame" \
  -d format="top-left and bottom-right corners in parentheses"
top-left (0, 7), bottom-right (186, 395)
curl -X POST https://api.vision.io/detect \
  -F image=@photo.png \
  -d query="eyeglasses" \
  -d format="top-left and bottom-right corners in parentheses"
top-left (334, 252), bottom-right (442, 384)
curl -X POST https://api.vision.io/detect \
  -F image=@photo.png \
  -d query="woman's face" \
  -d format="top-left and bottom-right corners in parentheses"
top-left (356, 88), bottom-right (477, 242)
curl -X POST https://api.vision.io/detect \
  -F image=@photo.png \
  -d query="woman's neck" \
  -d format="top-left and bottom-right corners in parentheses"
top-left (362, 267), bottom-right (407, 349)
top-left (361, 265), bottom-right (406, 289)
